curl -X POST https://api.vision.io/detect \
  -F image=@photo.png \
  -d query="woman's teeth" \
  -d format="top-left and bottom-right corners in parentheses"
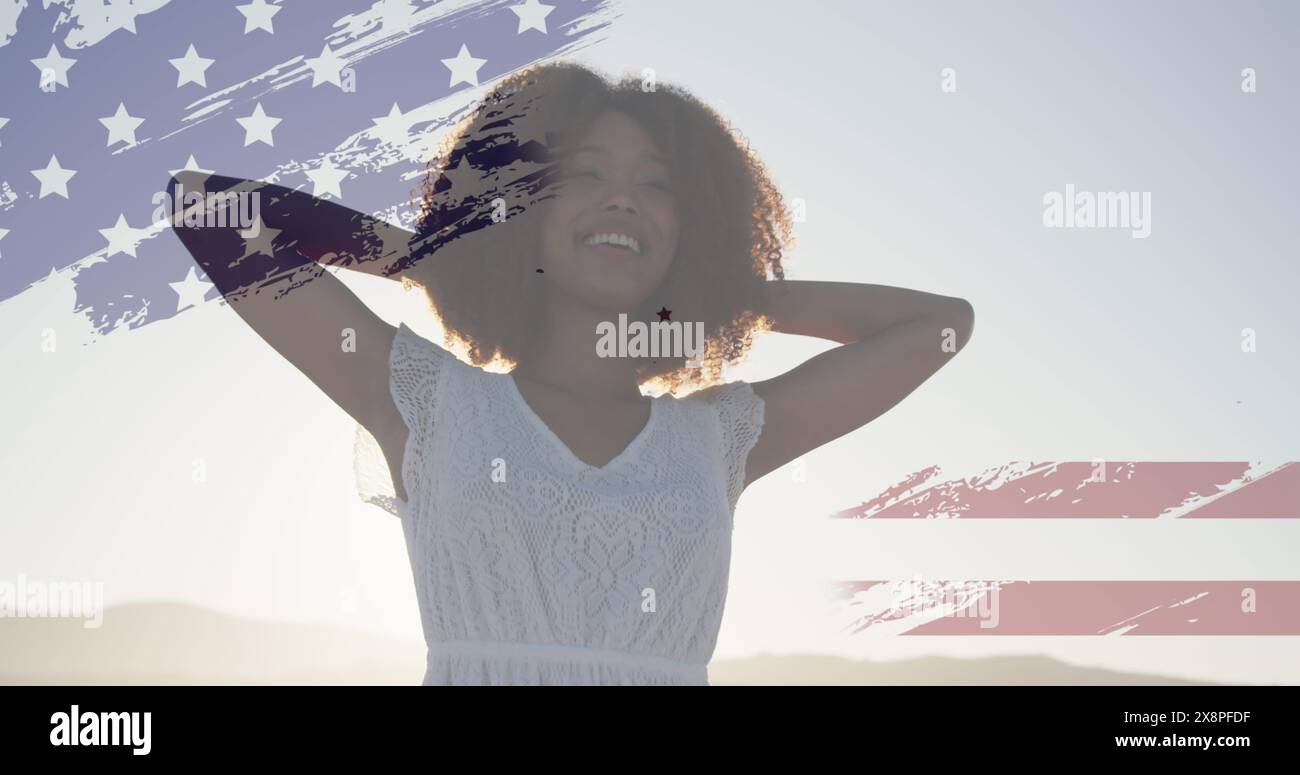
top-left (583, 232), bottom-right (641, 255)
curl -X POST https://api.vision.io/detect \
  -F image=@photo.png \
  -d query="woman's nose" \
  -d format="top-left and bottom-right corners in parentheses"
top-left (601, 186), bottom-right (639, 214)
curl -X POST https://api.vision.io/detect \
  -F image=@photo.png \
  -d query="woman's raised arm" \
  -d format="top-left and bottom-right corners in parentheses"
top-left (744, 279), bottom-right (975, 486)
top-left (164, 170), bottom-right (418, 462)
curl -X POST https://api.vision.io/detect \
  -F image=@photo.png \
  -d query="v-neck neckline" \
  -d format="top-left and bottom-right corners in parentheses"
top-left (504, 371), bottom-right (661, 474)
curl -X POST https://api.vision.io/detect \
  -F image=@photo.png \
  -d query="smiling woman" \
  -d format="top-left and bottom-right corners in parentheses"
top-left (169, 59), bottom-right (972, 686)
top-left (401, 62), bottom-right (789, 392)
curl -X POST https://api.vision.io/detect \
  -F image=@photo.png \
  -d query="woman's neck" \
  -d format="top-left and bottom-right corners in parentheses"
top-left (512, 298), bottom-right (646, 401)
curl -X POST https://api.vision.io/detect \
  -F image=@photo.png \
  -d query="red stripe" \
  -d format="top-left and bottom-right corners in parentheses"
top-left (830, 580), bottom-right (1300, 635)
top-left (834, 461), bottom-right (1297, 519)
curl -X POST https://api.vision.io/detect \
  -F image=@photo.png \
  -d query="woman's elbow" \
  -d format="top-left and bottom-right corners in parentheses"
top-left (941, 296), bottom-right (975, 351)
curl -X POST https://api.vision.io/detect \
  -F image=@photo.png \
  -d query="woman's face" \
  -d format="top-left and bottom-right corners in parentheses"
top-left (537, 109), bottom-right (679, 313)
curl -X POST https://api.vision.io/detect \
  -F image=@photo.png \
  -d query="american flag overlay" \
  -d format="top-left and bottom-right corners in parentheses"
top-left (831, 461), bottom-right (1300, 635)
top-left (0, 0), bottom-right (614, 333)
top-left (2, 2), bottom-right (1294, 656)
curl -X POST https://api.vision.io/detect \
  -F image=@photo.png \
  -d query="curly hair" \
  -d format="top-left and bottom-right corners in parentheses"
top-left (400, 61), bottom-right (791, 394)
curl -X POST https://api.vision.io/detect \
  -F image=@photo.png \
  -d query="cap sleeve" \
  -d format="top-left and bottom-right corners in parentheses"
top-left (707, 380), bottom-right (767, 516)
top-left (353, 322), bottom-right (452, 517)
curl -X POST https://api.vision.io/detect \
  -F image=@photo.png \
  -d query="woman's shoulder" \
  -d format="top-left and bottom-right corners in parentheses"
top-left (391, 320), bottom-right (445, 358)
top-left (671, 380), bottom-right (766, 437)
top-left (389, 321), bottom-right (476, 377)
top-left (385, 321), bottom-right (480, 426)
top-left (673, 379), bottom-right (767, 511)
top-left (677, 379), bottom-right (763, 406)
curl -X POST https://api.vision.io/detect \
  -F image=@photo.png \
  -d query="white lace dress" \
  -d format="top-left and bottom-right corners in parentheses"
top-left (353, 322), bottom-right (765, 685)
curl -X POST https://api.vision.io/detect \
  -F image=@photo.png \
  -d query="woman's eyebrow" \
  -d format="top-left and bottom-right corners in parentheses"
top-left (572, 145), bottom-right (672, 165)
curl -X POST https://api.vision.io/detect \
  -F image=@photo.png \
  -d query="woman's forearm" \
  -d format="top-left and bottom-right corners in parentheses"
top-left (165, 171), bottom-right (408, 300)
top-left (762, 279), bottom-right (974, 346)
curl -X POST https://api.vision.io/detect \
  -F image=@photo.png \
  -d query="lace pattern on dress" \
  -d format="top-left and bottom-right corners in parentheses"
top-left (708, 381), bottom-right (767, 517)
top-left (349, 323), bottom-right (763, 684)
top-left (353, 322), bottom-right (451, 518)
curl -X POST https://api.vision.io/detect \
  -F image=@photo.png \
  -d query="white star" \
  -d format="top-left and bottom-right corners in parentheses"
top-left (304, 44), bottom-right (347, 89)
top-left (107, 0), bottom-right (140, 34)
top-left (508, 110), bottom-right (553, 149)
top-left (168, 155), bottom-right (215, 181)
top-left (378, 0), bottom-right (417, 34)
top-left (168, 162), bottom-right (213, 220)
top-left (441, 44), bottom-right (486, 88)
top-left (170, 267), bottom-right (215, 311)
top-left (236, 0), bottom-right (281, 34)
top-left (236, 102), bottom-right (282, 146)
top-left (98, 102), bottom-right (145, 147)
top-left (30, 44), bottom-right (76, 89)
top-left (239, 216), bottom-right (282, 258)
top-left (98, 214), bottom-right (145, 258)
top-left (510, 0), bottom-right (553, 34)
top-left (440, 155), bottom-right (479, 195)
top-left (169, 44), bottom-right (215, 87)
top-left (370, 102), bottom-right (410, 145)
top-left (30, 155), bottom-right (77, 199)
top-left (305, 158), bottom-right (350, 198)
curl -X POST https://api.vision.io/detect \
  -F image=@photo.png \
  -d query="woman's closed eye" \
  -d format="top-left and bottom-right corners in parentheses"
top-left (568, 168), bottom-right (672, 192)
top-left (568, 168), bottom-right (602, 180)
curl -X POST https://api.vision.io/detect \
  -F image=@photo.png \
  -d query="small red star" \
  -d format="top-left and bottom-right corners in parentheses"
top-left (656, 306), bottom-right (672, 321)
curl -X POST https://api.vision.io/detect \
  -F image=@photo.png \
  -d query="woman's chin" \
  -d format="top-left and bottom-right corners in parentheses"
top-left (540, 263), bottom-right (657, 311)
top-left (549, 280), bottom-right (654, 315)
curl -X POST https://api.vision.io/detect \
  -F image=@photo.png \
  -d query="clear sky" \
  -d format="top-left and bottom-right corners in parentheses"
top-left (1, 0), bottom-right (1297, 683)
